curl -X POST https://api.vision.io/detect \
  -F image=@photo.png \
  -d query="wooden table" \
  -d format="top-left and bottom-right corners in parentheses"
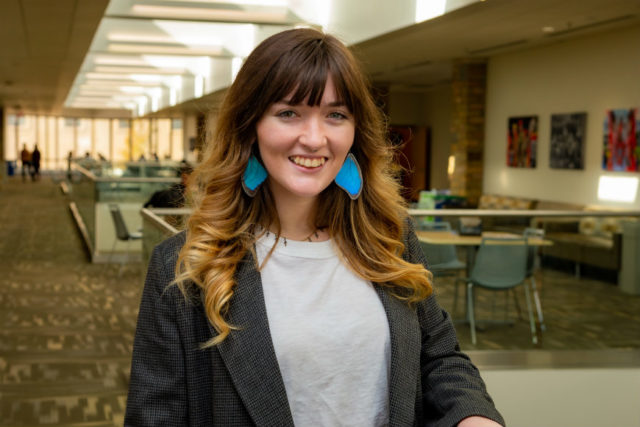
top-left (416, 230), bottom-right (552, 247)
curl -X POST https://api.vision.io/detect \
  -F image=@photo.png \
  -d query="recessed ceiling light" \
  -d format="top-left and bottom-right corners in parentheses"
top-left (542, 26), bottom-right (555, 33)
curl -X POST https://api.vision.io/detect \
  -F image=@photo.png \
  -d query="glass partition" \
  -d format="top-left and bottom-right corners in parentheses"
top-left (69, 161), bottom-right (182, 263)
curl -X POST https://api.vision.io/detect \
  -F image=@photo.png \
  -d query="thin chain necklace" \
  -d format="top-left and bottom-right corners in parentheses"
top-left (265, 227), bottom-right (324, 246)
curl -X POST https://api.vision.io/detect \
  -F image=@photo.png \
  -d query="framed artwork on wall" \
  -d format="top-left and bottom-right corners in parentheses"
top-left (550, 112), bottom-right (587, 169)
top-left (507, 115), bottom-right (537, 168)
top-left (602, 108), bottom-right (639, 172)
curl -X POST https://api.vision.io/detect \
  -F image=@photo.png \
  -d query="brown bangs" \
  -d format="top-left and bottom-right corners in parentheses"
top-left (259, 37), bottom-right (354, 112)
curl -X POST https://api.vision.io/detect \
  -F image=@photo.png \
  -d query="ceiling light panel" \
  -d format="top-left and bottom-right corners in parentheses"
top-left (152, 20), bottom-right (255, 56)
top-left (129, 4), bottom-right (291, 24)
top-left (107, 43), bottom-right (225, 55)
top-left (107, 32), bottom-right (177, 43)
top-left (94, 65), bottom-right (188, 74)
top-left (155, 0), bottom-right (288, 6)
top-left (93, 55), bottom-right (149, 66)
top-left (78, 89), bottom-right (128, 96)
top-left (81, 79), bottom-right (162, 87)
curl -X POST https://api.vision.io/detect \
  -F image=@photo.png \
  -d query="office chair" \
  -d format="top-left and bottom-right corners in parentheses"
top-left (418, 221), bottom-right (467, 316)
top-left (458, 236), bottom-right (537, 345)
top-left (524, 227), bottom-right (546, 331)
top-left (108, 204), bottom-right (143, 274)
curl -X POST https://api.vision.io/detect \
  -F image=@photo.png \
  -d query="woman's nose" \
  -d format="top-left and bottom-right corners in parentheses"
top-left (298, 116), bottom-right (327, 150)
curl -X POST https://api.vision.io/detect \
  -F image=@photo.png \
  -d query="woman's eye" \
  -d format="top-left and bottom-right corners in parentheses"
top-left (277, 110), bottom-right (296, 118)
top-left (328, 111), bottom-right (348, 120)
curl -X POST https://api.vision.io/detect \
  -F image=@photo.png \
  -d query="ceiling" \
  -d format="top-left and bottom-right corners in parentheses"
top-left (0, 0), bottom-right (110, 115)
top-left (1, 0), bottom-right (639, 117)
top-left (353, 0), bottom-right (640, 91)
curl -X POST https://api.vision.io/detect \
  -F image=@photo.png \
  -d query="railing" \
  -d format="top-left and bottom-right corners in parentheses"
top-left (140, 207), bottom-right (191, 270)
top-left (408, 208), bottom-right (640, 217)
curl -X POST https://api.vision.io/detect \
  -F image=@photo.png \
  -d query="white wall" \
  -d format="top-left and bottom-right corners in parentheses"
top-left (484, 24), bottom-right (640, 208)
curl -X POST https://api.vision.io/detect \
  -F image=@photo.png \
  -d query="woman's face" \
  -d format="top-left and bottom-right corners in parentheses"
top-left (256, 76), bottom-right (355, 204)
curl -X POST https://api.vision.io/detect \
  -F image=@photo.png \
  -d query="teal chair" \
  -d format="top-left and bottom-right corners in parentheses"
top-left (459, 236), bottom-right (537, 345)
top-left (418, 221), bottom-right (467, 316)
top-left (419, 222), bottom-right (466, 276)
top-left (524, 227), bottom-right (546, 332)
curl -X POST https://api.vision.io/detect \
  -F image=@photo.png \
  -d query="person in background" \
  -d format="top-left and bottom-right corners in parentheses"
top-left (20, 144), bottom-right (31, 182)
top-left (67, 151), bottom-right (74, 181)
top-left (30, 144), bottom-right (41, 181)
top-left (143, 163), bottom-right (192, 209)
top-left (125, 28), bottom-right (504, 427)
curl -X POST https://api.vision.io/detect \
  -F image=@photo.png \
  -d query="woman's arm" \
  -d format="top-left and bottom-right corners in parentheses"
top-left (124, 242), bottom-right (188, 426)
top-left (405, 224), bottom-right (505, 427)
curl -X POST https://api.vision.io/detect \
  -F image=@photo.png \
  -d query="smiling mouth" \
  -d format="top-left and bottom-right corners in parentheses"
top-left (289, 156), bottom-right (326, 168)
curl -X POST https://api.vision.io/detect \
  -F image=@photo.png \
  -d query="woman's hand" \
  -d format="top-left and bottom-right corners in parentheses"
top-left (458, 416), bottom-right (503, 427)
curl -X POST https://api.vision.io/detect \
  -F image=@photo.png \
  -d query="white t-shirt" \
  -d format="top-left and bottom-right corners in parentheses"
top-left (256, 233), bottom-right (391, 427)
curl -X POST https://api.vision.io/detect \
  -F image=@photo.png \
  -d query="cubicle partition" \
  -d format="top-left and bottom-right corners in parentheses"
top-left (69, 161), bottom-right (181, 263)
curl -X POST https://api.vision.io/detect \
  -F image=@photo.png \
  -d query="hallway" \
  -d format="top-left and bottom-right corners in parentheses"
top-left (0, 177), bottom-right (140, 426)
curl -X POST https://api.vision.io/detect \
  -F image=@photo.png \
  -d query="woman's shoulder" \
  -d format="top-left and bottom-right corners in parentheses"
top-left (153, 230), bottom-right (187, 262)
top-left (146, 230), bottom-right (202, 300)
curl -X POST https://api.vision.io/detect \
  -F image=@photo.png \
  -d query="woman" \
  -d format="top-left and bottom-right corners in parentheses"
top-left (125, 28), bottom-right (504, 427)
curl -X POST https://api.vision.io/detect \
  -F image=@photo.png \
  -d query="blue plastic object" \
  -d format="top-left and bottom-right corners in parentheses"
top-left (242, 155), bottom-right (267, 196)
top-left (334, 153), bottom-right (362, 200)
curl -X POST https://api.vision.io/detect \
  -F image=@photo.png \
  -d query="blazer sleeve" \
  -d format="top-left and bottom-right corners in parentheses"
top-left (124, 239), bottom-right (189, 426)
top-left (405, 225), bottom-right (505, 427)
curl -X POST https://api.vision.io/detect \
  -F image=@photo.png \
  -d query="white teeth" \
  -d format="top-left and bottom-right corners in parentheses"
top-left (291, 156), bottom-right (325, 167)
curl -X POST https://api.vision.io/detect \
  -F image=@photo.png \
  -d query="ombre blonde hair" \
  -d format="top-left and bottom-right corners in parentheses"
top-left (175, 28), bottom-right (432, 346)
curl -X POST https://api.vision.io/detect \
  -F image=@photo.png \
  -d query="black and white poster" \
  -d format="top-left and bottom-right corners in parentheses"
top-left (550, 112), bottom-right (587, 169)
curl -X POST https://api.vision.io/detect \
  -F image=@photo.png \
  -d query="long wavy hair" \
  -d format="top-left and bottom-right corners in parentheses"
top-left (176, 28), bottom-right (432, 346)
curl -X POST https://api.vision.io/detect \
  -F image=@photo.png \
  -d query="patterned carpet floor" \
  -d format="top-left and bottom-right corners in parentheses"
top-left (1, 177), bottom-right (142, 426)
top-left (1, 176), bottom-right (639, 425)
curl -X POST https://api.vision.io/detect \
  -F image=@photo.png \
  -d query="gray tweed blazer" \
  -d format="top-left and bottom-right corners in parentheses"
top-left (124, 226), bottom-right (504, 427)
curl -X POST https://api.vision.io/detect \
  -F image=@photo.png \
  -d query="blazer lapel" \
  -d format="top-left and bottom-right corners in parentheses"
top-left (376, 286), bottom-right (422, 427)
top-left (212, 252), bottom-right (295, 427)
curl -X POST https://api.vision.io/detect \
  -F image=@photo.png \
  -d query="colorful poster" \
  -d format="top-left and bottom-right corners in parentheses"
top-left (603, 109), bottom-right (639, 171)
top-left (550, 112), bottom-right (586, 169)
top-left (507, 116), bottom-right (537, 168)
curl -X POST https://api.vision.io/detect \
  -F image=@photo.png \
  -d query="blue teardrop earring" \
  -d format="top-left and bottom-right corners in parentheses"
top-left (334, 153), bottom-right (363, 200)
top-left (242, 155), bottom-right (267, 197)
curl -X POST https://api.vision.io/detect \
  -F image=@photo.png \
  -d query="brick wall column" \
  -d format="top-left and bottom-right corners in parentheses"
top-left (450, 60), bottom-right (487, 207)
